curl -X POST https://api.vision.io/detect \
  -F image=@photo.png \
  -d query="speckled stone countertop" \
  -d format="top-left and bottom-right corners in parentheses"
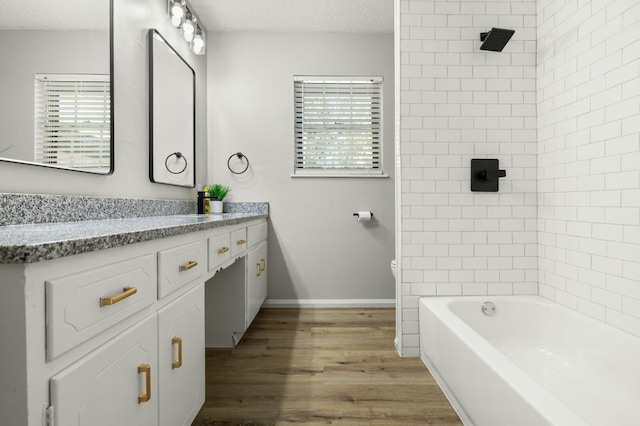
top-left (0, 213), bottom-right (267, 264)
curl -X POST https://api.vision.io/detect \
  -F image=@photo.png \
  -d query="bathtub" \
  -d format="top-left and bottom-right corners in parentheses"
top-left (419, 296), bottom-right (640, 426)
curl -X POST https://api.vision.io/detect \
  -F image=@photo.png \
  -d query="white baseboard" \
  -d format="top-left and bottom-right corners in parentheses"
top-left (263, 299), bottom-right (396, 308)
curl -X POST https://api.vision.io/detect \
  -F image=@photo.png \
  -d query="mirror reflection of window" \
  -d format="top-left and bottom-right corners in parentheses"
top-left (0, 0), bottom-right (112, 174)
top-left (34, 74), bottom-right (111, 173)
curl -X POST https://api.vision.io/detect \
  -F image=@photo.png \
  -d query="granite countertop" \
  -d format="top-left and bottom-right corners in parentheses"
top-left (0, 213), bottom-right (267, 264)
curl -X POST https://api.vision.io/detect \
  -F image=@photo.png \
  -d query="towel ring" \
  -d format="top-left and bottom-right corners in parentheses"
top-left (227, 152), bottom-right (250, 175)
top-left (165, 152), bottom-right (188, 174)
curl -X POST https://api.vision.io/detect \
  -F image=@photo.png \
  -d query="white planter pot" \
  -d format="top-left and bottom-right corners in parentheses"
top-left (211, 200), bottom-right (223, 214)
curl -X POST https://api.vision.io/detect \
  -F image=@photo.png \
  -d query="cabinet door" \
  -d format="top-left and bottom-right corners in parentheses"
top-left (246, 241), bottom-right (267, 328)
top-left (50, 315), bottom-right (158, 426)
top-left (258, 242), bottom-right (268, 305)
top-left (157, 284), bottom-right (205, 426)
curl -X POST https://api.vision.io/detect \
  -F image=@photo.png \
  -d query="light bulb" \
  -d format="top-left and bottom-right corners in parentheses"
top-left (169, 0), bottom-right (185, 27)
top-left (183, 13), bottom-right (196, 34)
top-left (184, 30), bottom-right (194, 42)
top-left (171, 15), bottom-right (182, 27)
top-left (192, 29), bottom-right (205, 55)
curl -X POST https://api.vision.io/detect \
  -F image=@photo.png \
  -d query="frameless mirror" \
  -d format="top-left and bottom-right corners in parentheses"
top-left (149, 29), bottom-right (195, 187)
top-left (0, 0), bottom-right (113, 174)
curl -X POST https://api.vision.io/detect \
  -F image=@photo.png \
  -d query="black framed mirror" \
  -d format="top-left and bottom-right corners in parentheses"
top-left (0, 0), bottom-right (114, 175)
top-left (149, 29), bottom-right (195, 187)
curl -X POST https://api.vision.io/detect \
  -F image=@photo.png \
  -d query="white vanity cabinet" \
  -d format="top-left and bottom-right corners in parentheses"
top-left (0, 216), bottom-right (267, 426)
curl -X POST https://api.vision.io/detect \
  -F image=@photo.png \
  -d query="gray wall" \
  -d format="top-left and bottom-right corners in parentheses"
top-left (207, 32), bottom-right (395, 303)
top-left (0, 0), bottom-right (206, 200)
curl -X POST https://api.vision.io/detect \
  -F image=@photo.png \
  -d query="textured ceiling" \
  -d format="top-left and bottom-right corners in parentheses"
top-left (189, 0), bottom-right (393, 33)
top-left (0, 0), bottom-right (107, 30)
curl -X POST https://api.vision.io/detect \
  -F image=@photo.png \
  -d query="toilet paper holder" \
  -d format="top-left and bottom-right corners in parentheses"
top-left (353, 211), bottom-right (374, 219)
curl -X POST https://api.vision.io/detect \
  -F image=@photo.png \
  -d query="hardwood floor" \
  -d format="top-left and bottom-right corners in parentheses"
top-left (193, 308), bottom-right (462, 425)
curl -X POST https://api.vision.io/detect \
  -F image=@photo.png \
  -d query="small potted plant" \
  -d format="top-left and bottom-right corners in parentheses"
top-left (208, 184), bottom-right (230, 214)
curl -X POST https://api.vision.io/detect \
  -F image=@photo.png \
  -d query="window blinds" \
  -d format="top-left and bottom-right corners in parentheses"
top-left (35, 74), bottom-right (111, 172)
top-left (294, 77), bottom-right (383, 175)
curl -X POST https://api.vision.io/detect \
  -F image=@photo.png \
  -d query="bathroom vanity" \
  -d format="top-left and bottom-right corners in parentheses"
top-left (0, 212), bottom-right (268, 426)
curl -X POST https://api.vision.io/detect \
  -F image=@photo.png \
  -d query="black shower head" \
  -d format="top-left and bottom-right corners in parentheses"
top-left (480, 28), bottom-right (515, 52)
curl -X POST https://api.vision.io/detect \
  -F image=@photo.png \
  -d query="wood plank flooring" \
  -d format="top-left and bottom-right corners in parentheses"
top-left (193, 308), bottom-right (462, 425)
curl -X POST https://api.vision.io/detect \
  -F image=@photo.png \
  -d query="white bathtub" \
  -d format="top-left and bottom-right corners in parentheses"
top-left (419, 295), bottom-right (640, 426)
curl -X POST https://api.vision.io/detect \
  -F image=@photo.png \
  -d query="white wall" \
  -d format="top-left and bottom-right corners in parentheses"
top-left (208, 32), bottom-right (395, 302)
top-left (538, 0), bottom-right (640, 335)
top-left (0, 0), bottom-right (207, 200)
top-left (397, 0), bottom-right (538, 355)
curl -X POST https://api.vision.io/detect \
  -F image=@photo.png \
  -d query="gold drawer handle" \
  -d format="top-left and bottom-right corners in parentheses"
top-left (256, 263), bottom-right (261, 277)
top-left (100, 286), bottom-right (137, 307)
top-left (237, 239), bottom-right (246, 245)
top-left (138, 363), bottom-right (151, 404)
top-left (172, 337), bottom-right (183, 369)
top-left (218, 246), bottom-right (230, 255)
top-left (179, 260), bottom-right (198, 272)
top-left (261, 258), bottom-right (266, 271)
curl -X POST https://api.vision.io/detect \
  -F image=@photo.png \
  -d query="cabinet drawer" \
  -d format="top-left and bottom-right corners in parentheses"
top-left (46, 254), bottom-right (156, 361)
top-left (158, 240), bottom-right (206, 299)
top-left (247, 221), bottom-right (267, 248)
top-left (208, 233), bottom-right (231, 271)
top-left (230, 227), bottom-right (247, 257)
top-left (50, 315), bottom-right (158, 426)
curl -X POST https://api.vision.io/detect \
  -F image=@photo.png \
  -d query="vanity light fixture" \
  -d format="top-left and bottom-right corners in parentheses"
top-left (166, 0), bottom-right (206, 55)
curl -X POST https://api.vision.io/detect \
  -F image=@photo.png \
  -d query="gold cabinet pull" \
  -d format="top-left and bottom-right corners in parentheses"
top-left (138, 363), bottom-right (151, 404)
top-left (100, 286), bottom-right (137, 307)
top-left (260, 258), bottom-right (266, 271)
top-left (179, 260), bottom-right (198, 271)
top-left (256, 263), bottom-right (261, 277)
top-left (172, 337), bottom-right (183, 369)
top-left (218, 246), bottom-right (230, 255)
top-left (237, 239), bottom-right (246, 245)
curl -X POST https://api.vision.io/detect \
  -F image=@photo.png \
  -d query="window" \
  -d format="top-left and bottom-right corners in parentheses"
top-left (294, 76), bottom-right (383, 176)
top-left (34, 74), bottom-right (111, 172)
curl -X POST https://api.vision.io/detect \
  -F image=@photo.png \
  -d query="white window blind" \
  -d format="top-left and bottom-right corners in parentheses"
top-left (35, 74), bottom-right (111, 172)
top-left (294, 76), bottom-right (383, 176)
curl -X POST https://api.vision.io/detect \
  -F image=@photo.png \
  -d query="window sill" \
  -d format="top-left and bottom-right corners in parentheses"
top-left (290, 173), bottom-right (389, 178)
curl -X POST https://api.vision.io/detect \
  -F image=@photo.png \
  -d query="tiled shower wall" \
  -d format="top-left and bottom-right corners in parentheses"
top-left (398, 0), bottom-right (537, 355)
top-left (537, 0), bottom-right (640, 335)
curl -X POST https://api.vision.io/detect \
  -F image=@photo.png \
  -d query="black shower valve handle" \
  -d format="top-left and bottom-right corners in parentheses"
top-left (480, 169), bottom-right (507, 181)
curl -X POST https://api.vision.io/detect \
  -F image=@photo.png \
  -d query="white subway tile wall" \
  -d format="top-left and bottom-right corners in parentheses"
top-left (398, 0), bottom-right (538, 355)
top-left (538, 0), bottom-right (640, 336)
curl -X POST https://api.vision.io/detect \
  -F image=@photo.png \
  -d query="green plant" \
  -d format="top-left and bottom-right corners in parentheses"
top-left (208, 184), bottom-right (230, 201)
